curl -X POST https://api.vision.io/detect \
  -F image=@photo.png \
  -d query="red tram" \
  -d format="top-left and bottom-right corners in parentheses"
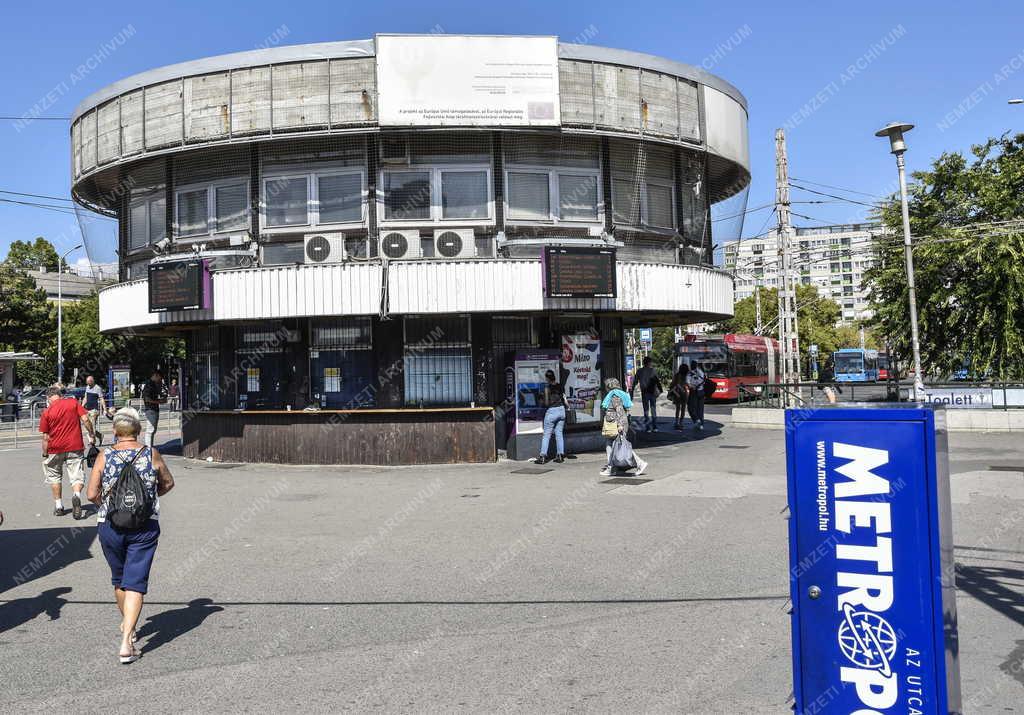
top-left (674, 334), bottom-right (779, 400)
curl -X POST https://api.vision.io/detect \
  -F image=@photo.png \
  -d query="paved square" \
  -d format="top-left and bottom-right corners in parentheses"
top-left (0, 422), bottom-right (1021, 712)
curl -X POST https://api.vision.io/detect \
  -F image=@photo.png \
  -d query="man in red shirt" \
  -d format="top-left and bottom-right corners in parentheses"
top-left (39, 386), bottom-right (95, 518)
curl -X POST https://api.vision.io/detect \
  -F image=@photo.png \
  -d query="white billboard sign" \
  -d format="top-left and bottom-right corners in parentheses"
top-left (921, 387), bottom-right (993, 409)
top-left (376, 34), bottom-right (560, 127)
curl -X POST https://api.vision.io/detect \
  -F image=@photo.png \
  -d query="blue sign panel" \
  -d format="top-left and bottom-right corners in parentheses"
top-left (786, 406), bottom-right (961, 714)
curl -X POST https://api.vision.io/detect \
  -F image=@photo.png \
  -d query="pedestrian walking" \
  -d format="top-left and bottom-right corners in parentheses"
top-left (818, 357), bottom-right (841, 404)
top-left (631, 357), bottom-right (663, 432)
top-left (535, 369), bottom-right (567, 465)
top-left (140, 370), bottom-right (166, 448)
top-left (86, 407), bottom-right (174, 664)
top-left (600, 378), bottom-right (647, 476)
top-left (668, 364), bottom-right (690, 430)
top-left (81, 375), bottom-right (107, 444)
top-left (685, 361), bottom-right (707, 431)
top-left (167, 378), bottom-right (180, 411)
top-left (39, 385), bottom-right (96, 518)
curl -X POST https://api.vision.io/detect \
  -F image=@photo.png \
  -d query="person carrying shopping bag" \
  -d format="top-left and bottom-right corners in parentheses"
top-left (600, 378), bottom-right (648, 477)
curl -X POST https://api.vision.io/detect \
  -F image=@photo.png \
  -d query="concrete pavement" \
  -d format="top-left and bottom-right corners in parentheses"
top-left (0, 421), bottom-right (1021, 713)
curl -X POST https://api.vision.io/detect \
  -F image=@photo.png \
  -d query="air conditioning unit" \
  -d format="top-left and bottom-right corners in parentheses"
top-left (303, 233), bottom-right (346, 264)
top-left (379, 230), bottom-right (422, 260)
top-left (432, 229), bottom-right (476, 259)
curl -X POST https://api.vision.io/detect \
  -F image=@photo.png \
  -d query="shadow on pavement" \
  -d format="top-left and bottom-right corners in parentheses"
top-left (0, 586), bottom-right (72, 634)
top-left (0, 526), bottom-right (97, 595)
top-left (137, 597), bottom-right (225, 653)
top-left (955, 562), bottom-right (1024, 685)
top-left (632, 418), bottom-right (724, 447)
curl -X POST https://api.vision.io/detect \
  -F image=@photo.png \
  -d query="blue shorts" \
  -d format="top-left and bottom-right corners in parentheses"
top-left (97, 519), bottom-right (160, 594)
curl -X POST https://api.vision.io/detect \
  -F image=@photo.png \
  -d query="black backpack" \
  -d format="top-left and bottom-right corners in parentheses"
top-left (107, 448), bottom-right (154, 531)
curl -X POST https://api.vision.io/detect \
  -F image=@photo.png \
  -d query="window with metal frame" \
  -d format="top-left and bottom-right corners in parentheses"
top-left (403, 316), bottom-right (472, 406)
top-left (174, 179), bottom-right (249, 238)
top-left (380, 166), bottom-right (493, 224)
top-left (262, 169), bottom-right (366, 229)
top-left (128, 194), bottom-right (166, 249)
top-left (609, 141), bottom-right (677, 230)
top-left (504, 135), bottom-right (601, 224)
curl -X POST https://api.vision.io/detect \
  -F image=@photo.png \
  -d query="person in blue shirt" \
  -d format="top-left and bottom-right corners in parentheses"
top-left (600, 378), bottom-right (647, 476)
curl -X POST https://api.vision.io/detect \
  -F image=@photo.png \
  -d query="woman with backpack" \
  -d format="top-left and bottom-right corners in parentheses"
top-left (685, 361), bottom-right (708, 431)
top-left (600, 378), bottom-right (648, 477)
top-left (86, 407), bottom-right (174, 664)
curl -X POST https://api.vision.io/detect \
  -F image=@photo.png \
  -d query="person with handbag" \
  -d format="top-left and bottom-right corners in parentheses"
top-left (600, 378), bottom-right (648, 477)
top-left (535, 370), bottom-right (568, 465)
top-left (86, 407), bottom-right (175, 664)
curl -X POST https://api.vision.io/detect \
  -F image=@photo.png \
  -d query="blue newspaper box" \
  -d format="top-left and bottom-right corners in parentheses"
top-left (785, 405), bottom-right (961, 714)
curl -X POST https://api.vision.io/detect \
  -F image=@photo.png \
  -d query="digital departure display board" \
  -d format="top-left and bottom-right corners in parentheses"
top-left (149, 260), bottom-right (205, 312)
top-left (543, 246), bottom-right (617, 298)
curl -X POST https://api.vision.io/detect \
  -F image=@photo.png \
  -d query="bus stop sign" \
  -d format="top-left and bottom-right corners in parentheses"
top-left (785, 405), bottom-right (961, 714)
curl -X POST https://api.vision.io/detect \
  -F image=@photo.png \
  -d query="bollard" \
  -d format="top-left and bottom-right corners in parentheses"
top-left (785, 404), bottom-right (961, 714)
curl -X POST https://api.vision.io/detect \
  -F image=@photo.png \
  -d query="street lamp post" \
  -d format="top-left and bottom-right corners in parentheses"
top-left (875, 122), bottom-right (924, 400)
top-left (57, 244), bottom-right (83, 385)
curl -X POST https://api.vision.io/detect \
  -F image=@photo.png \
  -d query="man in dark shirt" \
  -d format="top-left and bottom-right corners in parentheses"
top-left (141, 370), bottom-right (166, 447)
top-left (631, 357), bottom-right (664, 432)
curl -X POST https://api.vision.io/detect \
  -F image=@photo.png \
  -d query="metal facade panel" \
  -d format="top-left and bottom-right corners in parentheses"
top-left (144, 80), bottom-right (184, 149)
top-left (212, 264), bottom-right (382, 320)
top-left (230, 66), bottom-right (271, 135)
top-left (98, 280), bottom-right (212, 331)
top-left (272, 61), bottom-right (330, 130)
top-left (703, 85), bottom-right (750, 171)
top-left (640, 71), bottom-right (678, 138)
top-left (558, 59), bottom-right (594, 127)
top-left (120, 89), bottom-right (144, 155)
top-left (387, 260), bottom-right (545, 314)
top-left (96, 100), bottom-right (121, 164)
top-left (329, 57), bottom-right (377, 125)
top-left (678, 80), bottom-right (700, 141)
top-left (594, 65), bottom-right (641, 133)
top-left (71, 119), bottom-right (82, 179)
top-left (80, 110), bottom-right (97, 172)
top-left (184, 72), bottom-right (231, 141)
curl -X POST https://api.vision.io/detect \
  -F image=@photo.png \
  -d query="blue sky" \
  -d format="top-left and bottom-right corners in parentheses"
top-left (1, 0), bottom-right (1022, 269)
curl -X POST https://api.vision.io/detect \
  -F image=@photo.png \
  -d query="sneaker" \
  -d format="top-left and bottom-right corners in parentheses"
top-left (599, 466), bottom-right (612, 476)
top-left (53, 506), bottom-right (65, 517)
top-left (72, 494), bottom-right (82, 520)
top-left (634, 458), bottom-right (648, 476)
top-left (554, 454), bottom-right (565, 464)
top-left (696, 422), bottom-right (704, 432)
top-left (535, 455), bottom-right (548, 465)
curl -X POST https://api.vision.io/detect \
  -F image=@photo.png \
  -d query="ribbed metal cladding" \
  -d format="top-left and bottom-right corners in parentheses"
top-left (98, 280), bottom-right (212, 332)
top-left (212, 263), bottom-right (383, 320)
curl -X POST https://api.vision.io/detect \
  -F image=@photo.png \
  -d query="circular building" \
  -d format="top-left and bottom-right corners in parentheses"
top-left (73, 34), bottom-right (749, 465)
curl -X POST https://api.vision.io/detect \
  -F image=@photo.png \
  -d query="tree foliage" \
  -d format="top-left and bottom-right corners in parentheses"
top-left (866, 133), bottom-right (1024, 379)
top-left (2, 237), bottom-right (185, 387)
top-left (4, 237), bottom-right (60, 272)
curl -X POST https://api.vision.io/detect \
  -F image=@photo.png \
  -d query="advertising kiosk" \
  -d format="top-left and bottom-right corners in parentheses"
top-left (785, 405), bottom-right (962, 714)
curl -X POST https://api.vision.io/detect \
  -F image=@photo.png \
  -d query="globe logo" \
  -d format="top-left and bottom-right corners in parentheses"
top-left (837, 603), bottom-right (898, 677)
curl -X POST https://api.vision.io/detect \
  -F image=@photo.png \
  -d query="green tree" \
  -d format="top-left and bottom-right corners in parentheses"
top-left (60, 291), bottom-right (185, 384)
top-left (866, 133), bottom-right (1024, 379)
top-left (716, 284), bottom-right (851, 370)
top-left (4, 237), bottom-right (60, 272)
top-left (0, 262), bottom-right (56, 385)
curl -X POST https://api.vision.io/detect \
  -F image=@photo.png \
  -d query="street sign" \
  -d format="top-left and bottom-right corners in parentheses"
top-left (786, 405), bottom-right (961, 714)
top-left (921, 386), bottom-right (992, 409)
top-left (809, 344), bottom-right (819, 355)
top-left (639, 328), bottom-right (653, 350)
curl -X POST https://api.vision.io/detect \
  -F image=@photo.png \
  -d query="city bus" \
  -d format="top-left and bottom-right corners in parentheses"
top-left (833, 348), bottom-right (879, 382)
top-left (674, 334), bottom-right (779, 400)
top-left (877, 352), bottom-right (892, 381)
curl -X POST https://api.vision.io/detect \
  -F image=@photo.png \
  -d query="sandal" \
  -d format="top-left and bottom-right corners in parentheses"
top-left (118, 645), bottom-right (141, 664)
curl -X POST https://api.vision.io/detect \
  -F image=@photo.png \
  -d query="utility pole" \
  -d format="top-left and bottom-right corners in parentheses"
top-left (755, 282), bottom-right (762, 335)
top-left (775, 128), bottom-right (801, 402)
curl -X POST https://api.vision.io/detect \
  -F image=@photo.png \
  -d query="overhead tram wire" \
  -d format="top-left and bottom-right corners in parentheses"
top-left (0, 189), bottom-right (77, 203)
top-left (787, 177), bottom-right (886, 200)
top-left (788, 182), bottom-right (882, 209)
top-left (712, 202), bottom-right (775, 223)
top-left (0, 196), bottom-right (116, 220)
